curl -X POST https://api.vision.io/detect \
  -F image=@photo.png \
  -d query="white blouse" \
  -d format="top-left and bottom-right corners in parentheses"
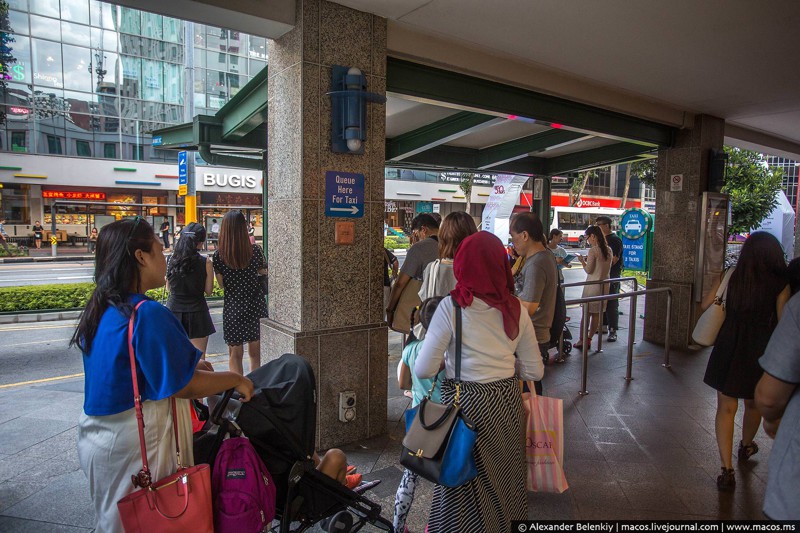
top-left (415, 296), bottom-right (544, 384)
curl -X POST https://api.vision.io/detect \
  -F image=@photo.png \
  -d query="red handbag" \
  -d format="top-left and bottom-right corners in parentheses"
top-left (117, 301), bottom-right (213, 533)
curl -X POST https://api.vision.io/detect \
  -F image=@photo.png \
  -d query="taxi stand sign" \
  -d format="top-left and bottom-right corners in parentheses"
top-left (325, 171), bottom-right (364, 218)
top-left (620, 208), bottom-right (653, 272)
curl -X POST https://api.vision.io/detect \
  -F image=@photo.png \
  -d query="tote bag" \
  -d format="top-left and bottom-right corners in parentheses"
top-left (692, 267), bottom-right (735, 347)
top-left (391, 279), bottom-right (422, 334)
top-left (523, 385), bottom-right (568, 493)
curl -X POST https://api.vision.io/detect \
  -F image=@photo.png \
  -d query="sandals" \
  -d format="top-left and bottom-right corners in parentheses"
top-left (737, 441), bottom-right (759, 462)
top-left (716, 467), bottom-right (735, 491)
top-left (574, 338), bottom-right (592, 350)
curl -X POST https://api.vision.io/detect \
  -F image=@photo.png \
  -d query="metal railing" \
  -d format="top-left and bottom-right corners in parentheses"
top-left (564, 285), bottom-right (672, 395)
top-left (559, 277), bottom-right (639, 355)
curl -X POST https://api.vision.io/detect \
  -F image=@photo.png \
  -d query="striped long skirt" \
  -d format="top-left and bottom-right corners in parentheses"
top-left (427, 377), bottom-right (527, 533)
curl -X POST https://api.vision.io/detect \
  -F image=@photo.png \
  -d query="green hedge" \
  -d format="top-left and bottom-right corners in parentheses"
top-left (0, 244), bottom-right (29, 257)
top-left (384, 236), bottom-right (410, 250)
top-left (0, 280), bottom-right (225, 313)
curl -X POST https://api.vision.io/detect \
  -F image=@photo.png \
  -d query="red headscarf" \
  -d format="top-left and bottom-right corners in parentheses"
top-left (450, 231), bottom-right (520, 340)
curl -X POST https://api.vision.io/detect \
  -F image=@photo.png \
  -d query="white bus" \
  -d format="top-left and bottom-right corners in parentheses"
top-left (550, 206), bottom-right (624, 246)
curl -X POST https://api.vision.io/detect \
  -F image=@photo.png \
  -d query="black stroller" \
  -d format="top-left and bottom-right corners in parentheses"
top-left (543, 280), bottom-right (572, 363)
top-left (198, 353), bottom-right (393, 533)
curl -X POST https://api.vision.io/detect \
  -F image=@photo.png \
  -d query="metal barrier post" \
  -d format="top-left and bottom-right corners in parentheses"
top-left (625, 294), bottom-right (637, 381)
top-left (662, 291), bottom-right (672, 368)
top-left (596, 311), bottom-right (603, 353)
top-left (580, 302), bottom-right (590, 395)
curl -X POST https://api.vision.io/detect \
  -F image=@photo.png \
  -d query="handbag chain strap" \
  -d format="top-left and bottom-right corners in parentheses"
top-left (127, 300), bottom-right (183, 489)
top-left (454, 300), bottom-right (463, 405)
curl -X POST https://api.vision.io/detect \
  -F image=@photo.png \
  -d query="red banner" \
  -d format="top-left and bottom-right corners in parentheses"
top-left (518, 192), bottom-right (641, 209)
top-left (42, 191), bottom-right (107, 200)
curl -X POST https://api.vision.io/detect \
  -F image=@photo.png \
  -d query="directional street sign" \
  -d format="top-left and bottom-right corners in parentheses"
top-left (325, 171), bottom-right (364, 218)
top-left (178, 151), bottom-right (188, 196)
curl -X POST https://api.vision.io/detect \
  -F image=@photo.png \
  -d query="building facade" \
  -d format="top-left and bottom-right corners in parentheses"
top-left (0, 0), bottom-right (267, 236)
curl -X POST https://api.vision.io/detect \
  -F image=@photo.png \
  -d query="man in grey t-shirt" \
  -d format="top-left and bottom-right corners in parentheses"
top-left (516, 250), bottom-right (558, 345)
top-left (386, 214), bottom-right (439, 326)
top-left (756, 293), bottom-right (800, 520)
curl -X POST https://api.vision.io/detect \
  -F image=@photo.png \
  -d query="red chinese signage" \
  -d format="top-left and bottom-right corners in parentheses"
top-left (42, 191), bottom-right (107, 200)
top-left (519, 192), bottom-right (641, 209)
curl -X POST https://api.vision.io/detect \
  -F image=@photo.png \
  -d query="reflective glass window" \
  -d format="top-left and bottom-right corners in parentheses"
top-left (61, 21), bottom-right (91, 47)
top-left (228, 54), bottom-right (240, 74)
top-left (119, 98), bottom-right (139, 120)
top-left (47, 133), bottom-right (63, 154)
top-left (163, 17), bottom-right (181, 43)
top-left (206, 27), bottom-right (225, 51)
top-left (120, 55), bottom-right (140, 98)
top-left (227, 31), bottom-right (243, 54)
top-left (11, 130), bottom-right (28, 152)
top-left (8, 0), bottom-right (28, 11)
top-left (32, 38), bottom-right (63, 88)
top-left (193, 24), bottom-right (205, 47)
top-left (193, 46), bottom-right (205, 68)
top-left (30, 14), bottom-right (60, 40)
top-left (248, 59), bottom-right (266, 76)
top-left (62, 89), bottom-right (96, 115)
top-left (119, 34), bottom-right (141, 57)
top-left (248, 36), bottom-right (267, 59)
top-left (119, 8), bottom-right (140, 35)
top-left (75, 139), bottom-right (92, 156)
top-left (62, 44), bottom-right (92, 92)
top-left (205, 69), bottom-right (225, 97)
top-left (103, 142), bottom-right (116, 158)
top-left (163, 42), bottom-right (182, 63)
top-left (89, 1), bottom-right (116, 29)
top-left (3, 35), bottom-right (32, 84)
top-left (88, 50), bottom-right (119, 88)
top-left (29, 0), bottom-right (59, 18)
top-left (206, 50), bottom-right (225, 71)
top-left (1, 82), bottom-right (33, 106)
top-left (207, 94), bottom-right (225, 109)
top-left (227, 72), bottom-right (242, 97)
top-left (90, 27), bottom-right (119, 52)
top-left (141, 59), bottom-right (162, 101)
top-left (141, 12), bottom-right (162, 40)
top-left (8, 10), bottom-right (29, 35)
top-left (163, 63), bottom-right (182, 104)
top-left (61, 0), bottom-right (90, 25)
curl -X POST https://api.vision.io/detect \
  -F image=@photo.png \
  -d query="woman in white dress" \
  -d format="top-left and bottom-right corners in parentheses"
top-left (575, 225), bottom-right (612, 349)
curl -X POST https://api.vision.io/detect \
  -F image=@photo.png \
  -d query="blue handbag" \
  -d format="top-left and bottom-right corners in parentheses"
top-left (400, 301), bottom-right (478, 488)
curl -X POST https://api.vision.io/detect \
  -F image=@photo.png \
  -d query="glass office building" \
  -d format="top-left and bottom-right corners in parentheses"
top-left (1, 0), bottom-right (267, 162)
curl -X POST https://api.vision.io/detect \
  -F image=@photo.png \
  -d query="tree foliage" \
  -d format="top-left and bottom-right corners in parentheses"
top-left (569, 168), bottom-right (600, 206)
top-left (722, 146), bottom-right (783, 235)
top-left (630, 159), bottom-right (657, 186)
top-left (460, 172), bottom-right (475, 213)
top-left (0, 0), bottom-right (15, 126)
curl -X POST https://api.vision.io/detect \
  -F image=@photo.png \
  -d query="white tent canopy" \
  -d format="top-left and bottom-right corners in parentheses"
top-left (755, 190), bottom-right (795, 258)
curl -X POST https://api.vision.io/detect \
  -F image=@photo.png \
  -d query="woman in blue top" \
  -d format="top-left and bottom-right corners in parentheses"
top-left (71, 218), bottom-right (254, 533)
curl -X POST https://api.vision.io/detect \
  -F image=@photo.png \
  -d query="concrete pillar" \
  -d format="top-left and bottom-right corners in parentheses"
top-left (262, 0), bottom-right (388, 449)
top-left (644, 115), bottom-right (725, 350)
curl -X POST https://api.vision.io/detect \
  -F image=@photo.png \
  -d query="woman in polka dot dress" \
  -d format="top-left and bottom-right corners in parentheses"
top-left (213, 211), bottom-right (268, 374)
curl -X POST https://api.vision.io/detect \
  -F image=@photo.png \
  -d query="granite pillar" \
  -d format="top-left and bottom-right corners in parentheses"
top-left (262, 0), bottom-right (388, 449)
top-left (644, 115), bottom-right (725, 350)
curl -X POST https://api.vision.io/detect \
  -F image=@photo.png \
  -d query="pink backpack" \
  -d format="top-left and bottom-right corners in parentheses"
top-left (212, 437), bottom-right (277, 532)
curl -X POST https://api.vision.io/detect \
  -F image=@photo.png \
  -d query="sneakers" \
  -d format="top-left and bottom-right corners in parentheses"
top-left (345, 473), bottom-right (362, 489)
top-left (607, 329), bottom-right (617, 342)
top-left (716, 467), bottom-right (735, 491)
top-left (738, 441), bottom-right (759, 462)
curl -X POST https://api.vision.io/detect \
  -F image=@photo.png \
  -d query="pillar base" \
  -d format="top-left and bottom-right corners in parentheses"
top-left (643, 280), bottom-right (694, 351)
top-left (261, 318), bottom-right (388, 450)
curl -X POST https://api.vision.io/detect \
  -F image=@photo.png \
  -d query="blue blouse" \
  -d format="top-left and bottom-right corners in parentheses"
top-left (82, 294), bottom-right (202, 416)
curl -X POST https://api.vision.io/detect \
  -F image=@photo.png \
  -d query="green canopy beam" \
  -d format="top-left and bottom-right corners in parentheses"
top-left (219, 67), bottom-right (269, 141)
top-left (476, 129), bottom-right (587, 169)
top-left (544, 142), bottom-right (655, 175)
top-left (387, 57), bottom-right (675, 148)
top-left (386, 111), bottom-right (503, 161)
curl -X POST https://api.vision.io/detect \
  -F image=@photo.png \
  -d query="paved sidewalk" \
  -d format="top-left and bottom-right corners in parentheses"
top-left (0, 299), bottom-right (772, 531)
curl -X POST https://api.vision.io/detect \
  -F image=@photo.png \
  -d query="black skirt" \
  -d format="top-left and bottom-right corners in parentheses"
top-left (172, 308), bottom-right (216, 339)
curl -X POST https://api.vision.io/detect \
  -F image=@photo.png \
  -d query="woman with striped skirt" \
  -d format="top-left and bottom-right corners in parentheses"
top-left (416, 231), bottom-right (544, 532)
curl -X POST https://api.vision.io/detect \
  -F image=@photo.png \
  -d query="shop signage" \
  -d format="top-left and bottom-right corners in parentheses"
top-left (325, 171), bottom-right (364, 218)
top-left (152, 136), bottom-right (162, 146)
top-left (43, 191), bottom-right (107, 200)
top-left (202, 173), bottom-right (259, 189)
top-left (416, 201), bottom-right (433, 213)
top-left (385, 201), bottom-right (397, 212)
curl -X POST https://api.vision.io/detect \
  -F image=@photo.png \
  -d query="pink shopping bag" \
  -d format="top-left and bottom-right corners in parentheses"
top-left (522, 385), bottom-right (568, 493)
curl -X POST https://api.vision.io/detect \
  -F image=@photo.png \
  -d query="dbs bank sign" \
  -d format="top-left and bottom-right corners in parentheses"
top-left (201, 172), bottom-right (260, 192)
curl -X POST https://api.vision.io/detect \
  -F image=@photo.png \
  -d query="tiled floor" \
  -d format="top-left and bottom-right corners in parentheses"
top-left (0, 299), bottom-right (773, 531)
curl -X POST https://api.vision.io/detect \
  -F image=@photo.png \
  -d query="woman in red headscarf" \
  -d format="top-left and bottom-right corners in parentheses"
top-left (416, 231), bottom-right (543, 533)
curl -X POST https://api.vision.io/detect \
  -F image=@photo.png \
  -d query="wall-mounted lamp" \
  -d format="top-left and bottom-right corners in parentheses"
top-left (327, 65), bottom-right (386, 154)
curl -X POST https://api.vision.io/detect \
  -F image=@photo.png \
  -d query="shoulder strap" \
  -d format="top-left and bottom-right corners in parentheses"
top-left (127, 299), bottom-right (182, 488)
top-left (427, 259), bottom-right (441, 297)
top-left (715, 267), bottom-right (736, 301)
top-left (454, 300), bottom-right (462, 382)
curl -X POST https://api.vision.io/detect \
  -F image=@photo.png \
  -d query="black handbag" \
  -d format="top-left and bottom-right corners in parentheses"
top-left (258, 273), bottom-right (269, 295)
top-left (400, 301), bottom-right (478, 487)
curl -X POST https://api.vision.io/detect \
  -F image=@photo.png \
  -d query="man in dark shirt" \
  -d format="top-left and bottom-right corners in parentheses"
top-left (596, 216), bottom-right (623, 342)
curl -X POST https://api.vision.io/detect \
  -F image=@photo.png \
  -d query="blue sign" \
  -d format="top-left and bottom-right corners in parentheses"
top-left (619, 208), bottom-right (651, 240)
top-left (151, 136), bottom-right (162, 146)
top-left (415, 201), bottom-right (433, 213)
top-left (622, 236), bottom-right (646, 271)
top-left (178, 151), bottom-right (188, 186)
top-left (325, 171), bottom-right (364, 218)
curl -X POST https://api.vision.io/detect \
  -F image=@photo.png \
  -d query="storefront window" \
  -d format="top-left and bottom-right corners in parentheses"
top-left (0, 184), bottom-right (31, 224)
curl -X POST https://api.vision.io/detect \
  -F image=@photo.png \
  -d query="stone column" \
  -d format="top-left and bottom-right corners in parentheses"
top-left (262, 0), bottom-right (388, 449)
top-left (644, 115), bottom-right (725, 350)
